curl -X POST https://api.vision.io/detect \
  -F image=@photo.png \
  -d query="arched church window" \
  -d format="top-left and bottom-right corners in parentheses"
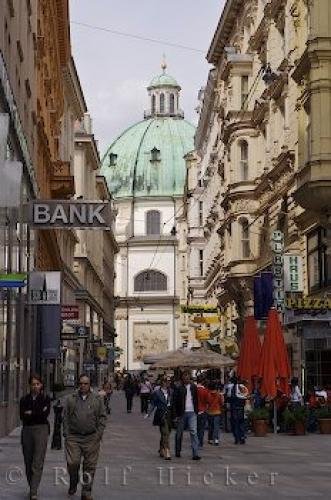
top-left (134, 270), bottom-right (167, 292)
top-left (146, 210), bottom-right (161, 235)
top-left (160, 93), bottom-right (165, 113)
top-left (169, 94), bottom-right (175, 114)
top-left (151, 95), bottom-right (156, 114)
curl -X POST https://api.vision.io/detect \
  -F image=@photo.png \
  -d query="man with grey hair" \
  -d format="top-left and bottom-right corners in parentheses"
top-left (63, 373), bottom-right (106, 500)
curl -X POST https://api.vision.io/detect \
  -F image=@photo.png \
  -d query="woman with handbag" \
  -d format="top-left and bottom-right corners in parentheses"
top-left (145, 375), bottom-right (173, 460)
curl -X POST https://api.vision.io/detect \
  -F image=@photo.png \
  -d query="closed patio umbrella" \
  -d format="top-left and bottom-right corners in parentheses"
top-left (237, 316), bottom-right (261, 391)
top-left (259, 308), bottom-right (291, 432)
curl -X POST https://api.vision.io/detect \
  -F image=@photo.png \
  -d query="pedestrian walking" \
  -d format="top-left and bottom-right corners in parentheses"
top-left (51, 399), bottom-right (63, 450)
top-left (289, 377), bottom-right (303, 408)
top-left (102, 379), bottom-right (112, 415)
top-left (139, 377), bottom-right (152, 414)
top-left (207, 381), bottom-right (224, 446)
top-left (172, 371), bottom-right (201, 460)
top-left (20, 374), bottom-right (51, 500)
top-left (196, 375), bottom-right (209, 448)
top-left (63, 373), bottom-right (106, 500)
top-left (123, 374), bottom-right (136, 413)
top-left (227, 376), bottom-right (248, 444)
top-left (146, 375), bottom-right (173, 460)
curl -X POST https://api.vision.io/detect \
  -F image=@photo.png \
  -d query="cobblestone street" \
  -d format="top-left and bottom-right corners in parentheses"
top-left (0, 392), bottom-right (330, 499)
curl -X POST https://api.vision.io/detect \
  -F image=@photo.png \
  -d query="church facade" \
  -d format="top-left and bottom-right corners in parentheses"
top-left (101, 67), bottom-right (195, 370)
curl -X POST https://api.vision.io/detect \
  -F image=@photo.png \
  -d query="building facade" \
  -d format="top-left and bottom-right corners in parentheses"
top-left (0, 0), bottom-right (38, 436)
top-left (185, 0), bottom-right (331, 390)
top-left (101, 66), bottom-right (194, 370)
top-left (74, 113), bottom-right (118, 384)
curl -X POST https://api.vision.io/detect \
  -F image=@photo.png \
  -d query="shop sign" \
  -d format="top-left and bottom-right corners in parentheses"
top-left (181, 304), bottom-right (219, 313)
top-left (61, 305), bottom-right (79, 320)
top-left (270, 230), bottom-right (284, 312)
top-left (285, 297), bottom-right (331, 310)
top-left (26, 200), bottom-right (113, 230)
top-left (284, 254), bottom-right (303, 292)
top-left (193, 316), bottom-right (220, 324)
top-left (0, 273), bottom-right (27, 288)
top-left (76, 325), bottom-right (89, 338)
top-left (29, 272), bottom-right (61, 305)
top-left (196, 329), bottom-right (211, 341)
top-left (96, 346), bottom-right (108, 363)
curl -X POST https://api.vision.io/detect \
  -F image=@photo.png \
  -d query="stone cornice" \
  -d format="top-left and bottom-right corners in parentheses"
top-left (207, 0), bottom-right (243, 65)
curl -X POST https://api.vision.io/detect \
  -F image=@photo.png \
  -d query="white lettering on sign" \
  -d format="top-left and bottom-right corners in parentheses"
top-left (284, 254), bottom-right (303, 292)
top-left (29, 201), bottom-right (111, 229)
top-left (34, 204), bottom-right (50, 223)
top-left (271, 230), bottom-right (284, 312)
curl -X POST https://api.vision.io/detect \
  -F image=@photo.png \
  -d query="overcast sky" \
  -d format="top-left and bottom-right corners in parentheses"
top-left (70, 0), bottom-right (224, 156)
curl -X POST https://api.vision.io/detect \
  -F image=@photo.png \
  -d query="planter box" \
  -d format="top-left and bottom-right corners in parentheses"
top-left (253, 419), bottom-right (268, 437)
top-left (318, 418), bottom-right (331, 434)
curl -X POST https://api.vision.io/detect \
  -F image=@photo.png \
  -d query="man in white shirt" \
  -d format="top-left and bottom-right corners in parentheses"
top-left (173, 371), bottom-right (200, 460)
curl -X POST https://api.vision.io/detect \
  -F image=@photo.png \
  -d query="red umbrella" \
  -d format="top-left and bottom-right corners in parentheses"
top-left (237, 316), bottom-right (261, 391)
top-left (259, 309), bottom-right (291, 399)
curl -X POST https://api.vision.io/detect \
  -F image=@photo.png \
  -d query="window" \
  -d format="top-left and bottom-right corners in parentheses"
top-left (240, 218), bottom-right (250, 258)
top-left (241, 75), bottom-right (249, 107)
top-left (146, 210), bottom-right (161, 235)
top-left (151, 94), bottom-right (156, 114)
top-left (307, 228), bottom-right (331, 292)
top-left (199, 250), bottom-right (204, 276)
top-left (109, 153), bottom-right (117, 167)
top-left (169, 93), bottom-right (175, 114)
top-left (150, 147), bottom-right (160, 162)
top-left (134, 270), bottom-right (167, 292)
top-left (239, 140), bottom-right (249, 181)
top-left (198, 201), bottom-right (203, 226)
top-left (160, 93), bottom-right (165, 113)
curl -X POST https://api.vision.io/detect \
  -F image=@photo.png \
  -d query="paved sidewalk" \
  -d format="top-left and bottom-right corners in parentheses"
top-left (0, 391), bottom-right (330, 499)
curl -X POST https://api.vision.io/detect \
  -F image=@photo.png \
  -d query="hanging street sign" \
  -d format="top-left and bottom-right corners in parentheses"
top-left (283, 254), bottom-right (303, 292)
top-left (25, 200), bottom-right (113, 230)
top-left (193, 316), bottom-right (220, 324)
top-left (0, 273), bottom-right (27, 288)
top-left (61, 305), bottom-right (79, 320)
top-left (181, 304), bottom-right (219, 313)
top-left (28, 272), bottom-right (61, 305)
top-left (270, 230), bottom-right (284, 312)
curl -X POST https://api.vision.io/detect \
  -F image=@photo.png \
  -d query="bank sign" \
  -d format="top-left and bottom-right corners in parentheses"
top-left (26, 200), bottom-right (112, 229)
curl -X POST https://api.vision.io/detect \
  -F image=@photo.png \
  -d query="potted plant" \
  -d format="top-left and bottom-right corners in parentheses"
top-left (250, 408), bottom-right (269, 437)
top-left (283, 407), bottom-right (308, 435)
top-left (315, 406), bottom-right (331, 434)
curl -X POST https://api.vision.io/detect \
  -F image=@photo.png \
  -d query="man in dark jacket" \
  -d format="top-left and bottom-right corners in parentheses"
top-left (172, 371), bottom-right (201, 460)
top-left (63, 374), bottom-right (106, 500)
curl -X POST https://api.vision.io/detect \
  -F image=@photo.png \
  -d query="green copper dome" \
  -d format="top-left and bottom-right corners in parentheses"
top-left (148, 73), bottom-right (180, 89)
top-left (101, 117), bottom-right (195, 199)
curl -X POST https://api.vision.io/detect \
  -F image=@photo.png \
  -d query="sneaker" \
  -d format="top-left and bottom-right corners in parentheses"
top-left (68, 487), bottom-right (77, 496)
top-left (192, 455), bottom-right (201, 461)
top-left (208, 440), bottom-right (213, 444)
top-left (214, 440), bottom-right (219, 446)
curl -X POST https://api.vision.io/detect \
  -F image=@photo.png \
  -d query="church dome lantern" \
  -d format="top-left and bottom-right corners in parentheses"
top-left (145, 62), bottom-right (183, 119)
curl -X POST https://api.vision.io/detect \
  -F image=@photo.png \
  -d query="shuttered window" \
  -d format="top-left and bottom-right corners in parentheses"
top-left (146, 210), bottom-right (161, 235)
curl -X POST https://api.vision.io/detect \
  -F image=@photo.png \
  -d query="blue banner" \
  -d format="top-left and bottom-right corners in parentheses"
top-left (254, 272), bottom-right (273, 320)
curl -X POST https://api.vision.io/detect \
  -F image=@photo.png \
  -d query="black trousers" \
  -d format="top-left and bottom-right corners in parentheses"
top-left (140, 394), bottom-right (150, 413)
top-left (126, 395), bottom-right (133, 412)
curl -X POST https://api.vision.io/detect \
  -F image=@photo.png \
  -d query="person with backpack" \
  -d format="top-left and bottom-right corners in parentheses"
top-left (227, 376), bottom-right (248, 445)
top-left (63, 373), bottom-right (106, 500)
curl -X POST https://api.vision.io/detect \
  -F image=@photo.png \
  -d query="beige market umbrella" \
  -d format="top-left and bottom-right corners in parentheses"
top-left (153, 347), bottom-right (234, 369)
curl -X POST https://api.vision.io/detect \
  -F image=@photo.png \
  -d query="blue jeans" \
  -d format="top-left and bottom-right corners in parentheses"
top-left (208, 414), bottom-right (221, 442)
top-left (197, 412), bottom-right (208, 447)
top-left (175, 412), bottom-right (199, 457)
top-left (230, 407), bottom-right (245, 443)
